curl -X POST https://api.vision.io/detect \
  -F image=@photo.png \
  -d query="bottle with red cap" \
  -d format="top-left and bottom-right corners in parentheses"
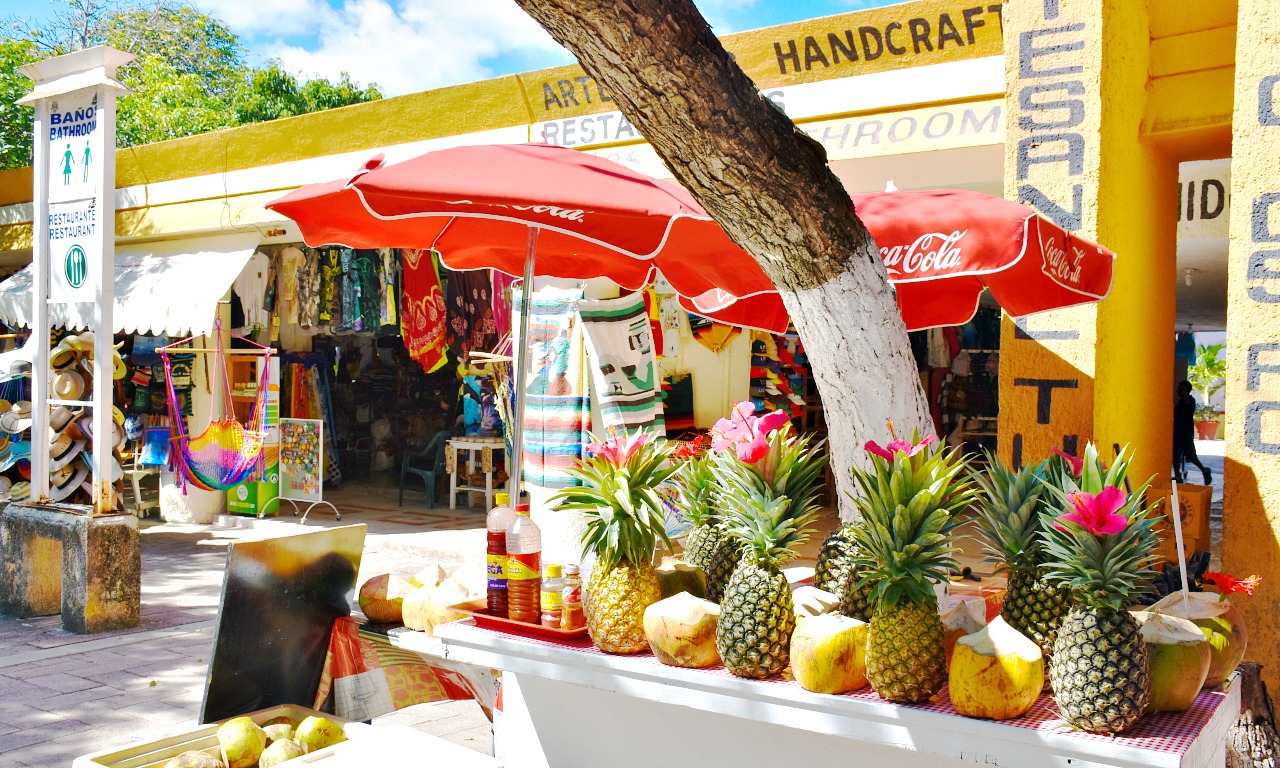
top-left (505, 504), bottom-right (542, 623)
top-left (485, 492), bottom-right (515, 616)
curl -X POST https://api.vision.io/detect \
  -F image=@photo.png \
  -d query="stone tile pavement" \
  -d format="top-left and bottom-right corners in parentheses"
top-left (0, 515), bottom-right (493, 767)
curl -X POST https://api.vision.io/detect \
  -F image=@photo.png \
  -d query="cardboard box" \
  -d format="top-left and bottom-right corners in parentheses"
top-left (1148, 484), bottom-right (1213, 563)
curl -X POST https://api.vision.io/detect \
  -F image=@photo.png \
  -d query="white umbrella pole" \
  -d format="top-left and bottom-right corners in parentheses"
top-left (1169, 470), bottom-right (1191, 615)
top-left (508, 228), bottom-right (538, 503)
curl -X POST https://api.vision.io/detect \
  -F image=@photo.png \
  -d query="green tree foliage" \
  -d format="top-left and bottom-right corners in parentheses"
top-left (0, 0), bottom-right (381, 168)
top-left (0, 40), bottom-right (39, 170)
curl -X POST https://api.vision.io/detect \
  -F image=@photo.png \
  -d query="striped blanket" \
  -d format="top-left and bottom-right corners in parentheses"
top-left (578, 292), bottom-right (665, 436)
top-left (514, 286), bottom-right (590, 489)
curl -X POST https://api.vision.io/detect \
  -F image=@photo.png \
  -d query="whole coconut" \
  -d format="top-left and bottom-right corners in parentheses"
top-left (260, 738), bottom-right (307, 767)
top-left (263, 722), bottom-right (294, 744)
top-left (949, 616), bottom-right (1044, 720)
top-left (216, 716), bottom-right (267, 768)
top-left (295, 715), bottom-right (348, 753)
top-left (1135, 611), bottom-right (1212, 712)
top-left (359, 574), bottom-right (413, 624)
top-left (164, 751), bottom-right (223, 768)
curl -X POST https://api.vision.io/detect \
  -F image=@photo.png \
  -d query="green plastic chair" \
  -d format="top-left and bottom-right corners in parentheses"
top-left (398, 430), bottom-right (453, 508)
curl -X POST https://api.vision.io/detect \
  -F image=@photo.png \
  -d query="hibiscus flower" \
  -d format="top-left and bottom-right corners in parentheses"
top-left (585, 431), bottom-right (652, 468)
top-left (1055, 486), bottom-right (1129, 536)
top-left (864, 434), bottom-right (937, 461)
top-left (711, 401), bottom-right (790, 464)
top-left (1051, 447), bottom-right (1084, 477)
top-left (1202, 572), bottom-right (1261, 598)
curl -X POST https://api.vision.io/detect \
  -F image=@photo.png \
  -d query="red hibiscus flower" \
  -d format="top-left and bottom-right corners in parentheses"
top-left (1055, 486), bottom-right (1128, 536)
top-left (1202, 572), bottom-right (1261, 598)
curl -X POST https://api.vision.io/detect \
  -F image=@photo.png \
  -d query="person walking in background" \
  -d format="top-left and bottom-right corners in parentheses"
top-left (1174, 380), bottom-right (1211, 485)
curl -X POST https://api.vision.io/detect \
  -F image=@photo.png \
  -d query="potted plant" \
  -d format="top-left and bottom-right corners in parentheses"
top-left (1186, 343), bottom-right (1226, 440)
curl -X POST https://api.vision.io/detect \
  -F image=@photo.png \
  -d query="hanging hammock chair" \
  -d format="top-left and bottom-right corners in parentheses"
top-left (160, 321), bottom-right (272, 492)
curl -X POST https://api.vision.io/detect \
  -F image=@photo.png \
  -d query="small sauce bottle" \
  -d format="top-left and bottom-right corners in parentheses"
top-left (561, 564), bottom-right (584, 630)
top-left (540, 564), bottom-right (564, 628)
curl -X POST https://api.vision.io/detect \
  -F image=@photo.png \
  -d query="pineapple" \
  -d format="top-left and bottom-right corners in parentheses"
top-left (813, 523), bottom-right (876, 621)
top-left (550, 430), bottom-right (676, 654)
top-left (1041, 443), bottom-right (1159, 733)
top-left (972, 455), bottom-right (1072, 652)
top-left (850, 432), bottom-right (976, 703)
top-left (712, 415), bottom-right (826, 679)
top-left (676, 454), bottom-right (742, 603)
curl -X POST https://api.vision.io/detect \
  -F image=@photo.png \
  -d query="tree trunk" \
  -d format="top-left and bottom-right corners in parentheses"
top-left (1228, 662), bottom-right (1280, 768)
top-left (515, 0), bottom-right (931, 512)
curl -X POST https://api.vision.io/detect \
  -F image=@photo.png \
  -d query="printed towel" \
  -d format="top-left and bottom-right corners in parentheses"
top-left (578, 292), bottom-right (664, 436)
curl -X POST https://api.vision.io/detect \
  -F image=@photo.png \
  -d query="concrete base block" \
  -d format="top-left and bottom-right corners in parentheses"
top-left (0, 502), bottom-right (141, 633)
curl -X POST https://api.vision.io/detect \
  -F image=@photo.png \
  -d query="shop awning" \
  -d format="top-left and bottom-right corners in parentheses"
top-left (0, 232), bottom-right (260, 337)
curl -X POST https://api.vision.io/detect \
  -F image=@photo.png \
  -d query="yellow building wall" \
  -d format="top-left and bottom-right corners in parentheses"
top-left (1223, 0), bottom-right (1280, 694)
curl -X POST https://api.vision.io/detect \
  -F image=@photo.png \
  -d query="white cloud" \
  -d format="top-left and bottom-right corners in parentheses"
top-left (209, 0), bottom-right (571, 96)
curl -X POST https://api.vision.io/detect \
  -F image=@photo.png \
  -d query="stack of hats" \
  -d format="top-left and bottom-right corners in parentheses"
top-left (0, 331), bottom-right (127, 507)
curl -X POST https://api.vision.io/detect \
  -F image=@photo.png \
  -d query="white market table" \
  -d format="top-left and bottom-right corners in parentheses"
top-left (446, 437), bottom-right (507, 511)
top-left (433, 620), bottom-right (1240, 768)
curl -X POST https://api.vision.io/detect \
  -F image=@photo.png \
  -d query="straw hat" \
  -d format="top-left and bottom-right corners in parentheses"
top-left (78, 351), bottom-right (127, 382)
top-left (78, 451), bottom-right (123, 482)
top-left (49, 428), bottom-right (87, 471)
top-left (10, 480), bottom-right (29, 502)
top-left (49, 461), bottom-right (89, 503)
top-left (0, 475), bottom-right (10, 500)
top-left (0, 441), bottom-right (30, 471)
top-left (50, 405), bottom-right (78, 433)
top-left (77, 480), bottom-right (122, 510)
top-left (76, 413), bottom-right (124, 451)
top-left (0, 401), bottom-right (32, 434)
top-left (52, 369), bottom-right (86, 401)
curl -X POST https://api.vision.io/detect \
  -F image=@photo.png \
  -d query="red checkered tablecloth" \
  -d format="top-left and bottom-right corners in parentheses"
top-left (455, 620), bottom-right (1227, 755)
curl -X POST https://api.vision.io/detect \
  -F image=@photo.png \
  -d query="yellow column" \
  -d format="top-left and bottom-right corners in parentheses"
top-left (999, 0), bottom-right (1175, 485)
top-left (1223, 0), bottom-right (1280, 693)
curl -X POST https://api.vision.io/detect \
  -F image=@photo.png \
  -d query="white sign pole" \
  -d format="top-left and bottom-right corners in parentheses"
top-left (19, 47), bottom-right (133, 509)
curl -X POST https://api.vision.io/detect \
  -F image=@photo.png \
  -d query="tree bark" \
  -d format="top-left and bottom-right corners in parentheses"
top-left (1228, 662), bottom-right (1280, 768)
top-left (515, 0), bottom-right (931, 512)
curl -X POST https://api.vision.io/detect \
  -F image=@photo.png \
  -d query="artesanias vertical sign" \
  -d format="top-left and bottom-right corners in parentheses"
top-left (46, 90), bottom-right (102, 303)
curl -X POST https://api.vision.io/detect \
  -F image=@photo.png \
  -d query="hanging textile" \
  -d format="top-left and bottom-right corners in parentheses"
top-left (352, 249), bottom-right (382, 332)
top-left (688, 314), bottom-right (741, 354)
top-left (233, 251), bottom-right (271, 333)
top-left (278, 245), bottom-right (305, 327)
top-left (298, 247), bottom-right (320, 329)
top-left (514, 286), bottom-right (589, 489)
top-left (447, 270), bottom-right (498, 358)
top-left (578, 292), bottom-right (664, 436)
top-left (161, 322), bottom-right (271, 492)
top-left (317, 247), bottom-right (342, 326)
top-left (377, 248), bottom-right (399, 330)
top-left (491, 271), bottom-right (518, 340)
top-left (400, 249), bottom-right (449, 374)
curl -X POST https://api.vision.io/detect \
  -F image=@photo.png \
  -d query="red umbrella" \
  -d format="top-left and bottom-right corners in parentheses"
top-left (267, 144), bottom-right (777, 312)
top-left (685, 189), bottom-right (1115, 332)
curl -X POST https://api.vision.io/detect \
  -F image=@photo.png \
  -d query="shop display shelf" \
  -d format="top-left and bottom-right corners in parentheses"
top-left (434, 619), bottom-right (1238, 768)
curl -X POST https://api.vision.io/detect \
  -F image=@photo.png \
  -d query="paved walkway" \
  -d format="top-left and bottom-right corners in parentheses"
top-left (0, 513), bottom-right (493, 767)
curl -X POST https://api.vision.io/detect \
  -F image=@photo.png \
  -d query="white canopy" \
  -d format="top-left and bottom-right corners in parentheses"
top-left (0, 232), bottom-right (259, 337)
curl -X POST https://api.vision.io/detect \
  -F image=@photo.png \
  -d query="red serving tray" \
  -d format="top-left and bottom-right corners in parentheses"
top-left (448, 599), bottom-right (590, 640)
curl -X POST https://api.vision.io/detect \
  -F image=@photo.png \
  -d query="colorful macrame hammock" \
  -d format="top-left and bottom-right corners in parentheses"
top-left (160, 322), bottom-right (272, 492)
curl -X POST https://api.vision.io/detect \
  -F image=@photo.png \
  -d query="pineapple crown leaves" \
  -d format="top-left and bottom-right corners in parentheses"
top-left (548, 428), bottom-right (676, 570)
top-left (714, 454), bottom-right (820, 569)
top-left (972, 454), bottom-right (1052, 573)
top-left (848, 434), bottom-right (978, 610)
top-left (1039, 484), bottom-right (1160, 611)
top-left (1044, 442), bottom-right (1131, 498)
top-left (673, 453), bottom-right (719, 528)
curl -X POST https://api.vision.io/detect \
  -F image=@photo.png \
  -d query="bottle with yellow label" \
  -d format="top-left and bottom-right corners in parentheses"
top-left (485, 492), bottom-right (515, 616)
top-left (506, 504), bottom-right (541, 623)
top-left (540, 564), bottom-right (564, 628)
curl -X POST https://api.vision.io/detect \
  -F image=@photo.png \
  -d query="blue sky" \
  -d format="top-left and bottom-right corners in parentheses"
top-left (3, 0), bottom-right (897, 96)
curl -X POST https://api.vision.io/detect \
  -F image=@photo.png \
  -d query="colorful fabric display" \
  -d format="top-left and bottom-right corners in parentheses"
top-left (447, 270), bottom-right (498, 358)
top-left (514, 286), bottom-right (589, 489)
top-left (400, 249), bottom-right (449, 374)
top-left (578, 292), bottom-right (665, 436)
top-left (317, 247), bottom-right (342, 326)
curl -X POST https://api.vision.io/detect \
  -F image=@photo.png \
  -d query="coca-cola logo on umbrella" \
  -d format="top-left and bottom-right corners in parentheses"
top-left (880, 230), bottom-right (967, 279)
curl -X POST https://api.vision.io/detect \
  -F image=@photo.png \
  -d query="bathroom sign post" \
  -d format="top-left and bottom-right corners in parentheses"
top-left (19, 47), bottom-right (132, 509)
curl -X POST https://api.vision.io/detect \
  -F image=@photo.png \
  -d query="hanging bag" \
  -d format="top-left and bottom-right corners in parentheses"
top-left (160, 320), bottom-right (273, 492)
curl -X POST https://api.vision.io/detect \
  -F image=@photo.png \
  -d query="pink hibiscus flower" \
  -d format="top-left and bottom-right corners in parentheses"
top-left (1055, 486), bottom-right (1129, 536)
top-left (864, 434), bottom-right (937, 462)
top-left (711, 401), bottom-right (790, 464)
top-left (1052, 447), bottom-right (1084, 477)
top-left (585, 431), bottom-right (652, 468)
